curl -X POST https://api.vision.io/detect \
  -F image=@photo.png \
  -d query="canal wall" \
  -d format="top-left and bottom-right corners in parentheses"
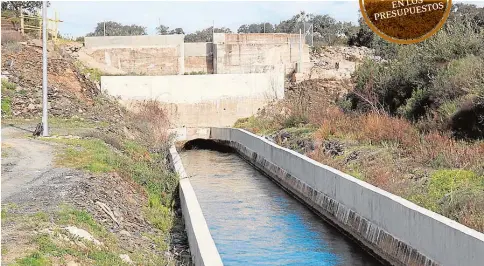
top-left (167, 146), bottom-right (223, 266)
top-left (209, 128), bottom-right (484, 266)
top-left (101, 73), bottom-right (284, 128)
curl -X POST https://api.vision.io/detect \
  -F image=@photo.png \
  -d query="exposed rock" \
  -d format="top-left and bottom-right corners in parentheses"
top-left (323, 140), bottom-right (344, 156)
top-left (344, 151), bottom-right (359, 164)
top-left (119, 254), bottom-right (133, 264)
top-left (64, 226), bottom-right (102, 246)
top-left (119, 230), bottom-right (131, 237)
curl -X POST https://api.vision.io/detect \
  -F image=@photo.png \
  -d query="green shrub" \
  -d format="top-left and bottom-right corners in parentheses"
top-left (397, 88), bottom-right (430, 121)
top-left (427, 169), bottom-right (481, 211)
top-left (1, 79), bottom-right (17, 91)
top-left (1, 97), bottom-right (12, 116)
top-left (350, 13), bottom-right (484, 137)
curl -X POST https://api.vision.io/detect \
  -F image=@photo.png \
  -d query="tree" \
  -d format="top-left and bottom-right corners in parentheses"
top-left (86, 21), bottom-right (147, 37)
top-left (156, 24), bottom-right (169, 35)
top-left (310, 14), bottom-right (336, 34)
top-left (275, 11), bottom-right (310, 33)
top-left (169, 28), bottom-right (184, 35)
top-left (1, 1), bottom-right (48, 14)
top-left (347, 17), bottom-right (373, 47)
top-left (237, 23), bottom-right (275, 33)
top-left (185, 26), bottom-right (232, 42)
top-left (237, 24), bottom-right (249, 33)
top-left (156, 24), bottom-right (184, 35)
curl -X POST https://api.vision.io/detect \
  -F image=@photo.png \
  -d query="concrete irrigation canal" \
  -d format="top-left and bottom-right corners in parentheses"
top-left (168, 128), bottom-right (484, 266)
top-left (181, 149), bottom-right (383, 265)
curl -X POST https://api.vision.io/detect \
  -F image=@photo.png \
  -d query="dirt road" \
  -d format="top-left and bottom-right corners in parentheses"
top-left (1, 126), bottom-right (73, 202)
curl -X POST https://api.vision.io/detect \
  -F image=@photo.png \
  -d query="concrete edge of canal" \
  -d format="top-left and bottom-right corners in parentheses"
top-left (209, 128), bottom-right (484, 266)
top-left (168, 146), bottom-right (224, 266)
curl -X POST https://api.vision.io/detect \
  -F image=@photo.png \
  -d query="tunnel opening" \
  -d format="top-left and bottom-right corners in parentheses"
top-left (182, 138), bottom-right (235, 153)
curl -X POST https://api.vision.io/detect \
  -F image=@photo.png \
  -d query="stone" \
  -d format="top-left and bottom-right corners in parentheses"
top-left (66, 261), bottom-right (79, 266)
top-left (119, 230), bottom-right (131, 237)
top-left (119, 254), bottom-right (133, 264)
top-left (64, 226), bottom-right (102, 246)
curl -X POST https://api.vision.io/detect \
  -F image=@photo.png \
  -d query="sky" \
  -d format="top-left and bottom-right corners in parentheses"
top-left (48, 0), bottom-right (484, 38)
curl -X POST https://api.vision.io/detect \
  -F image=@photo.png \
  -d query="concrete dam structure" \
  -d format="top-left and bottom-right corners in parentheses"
top-left (168, 128), bottom-right (484, 266)
top-left (94, 33), bottom-right (484, 265)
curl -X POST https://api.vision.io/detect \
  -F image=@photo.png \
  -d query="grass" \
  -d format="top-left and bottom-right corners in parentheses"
top-left (7, 206), bottom-right (132, 266)
top-left (49, 138), bottom-right (119, 173)
top-left (45, 134), bottom-right (178, 238)
top-left (2, 96), bottom-right (12, 116)
top-left (2, 79), bottom-right (17, 91)
top-left (183, 71), bottom-right (206, 75)
top-left (13, 252), bottom-right (50, 266)
top-left (74, 61), bottom-right (103, 83)
top-left (2, 116), bottom-right (108, 130)
top-left (56, 206), bottom-right (107, 239)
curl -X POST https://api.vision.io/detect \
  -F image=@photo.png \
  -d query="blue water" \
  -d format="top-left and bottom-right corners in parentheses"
top-left (181, 150), bottom-right (382, 266)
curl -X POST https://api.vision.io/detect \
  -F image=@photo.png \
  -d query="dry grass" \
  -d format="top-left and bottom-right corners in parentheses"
top-left (236, 88), bottom-right (484, 231)
top-left (129, 100), bottom-right (174, 154)
top-left (314, 108), bottom-right (419, 148)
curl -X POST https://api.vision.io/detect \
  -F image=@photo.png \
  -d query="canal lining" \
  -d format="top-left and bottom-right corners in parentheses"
top-left (180, 138), bottom-right (391, 265)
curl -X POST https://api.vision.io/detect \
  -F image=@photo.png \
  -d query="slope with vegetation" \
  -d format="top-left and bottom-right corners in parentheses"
top-left (1, 29), bottom-right (188, 265)
top-left (235, 4), bottom-right (484, 233)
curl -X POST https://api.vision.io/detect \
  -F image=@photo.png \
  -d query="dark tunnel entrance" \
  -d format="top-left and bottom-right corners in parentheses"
top-left (182, 138), bottom-right (235, 153)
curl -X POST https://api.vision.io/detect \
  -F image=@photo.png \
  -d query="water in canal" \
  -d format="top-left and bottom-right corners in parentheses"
top-left (181, 149), bottom-right (383, 266)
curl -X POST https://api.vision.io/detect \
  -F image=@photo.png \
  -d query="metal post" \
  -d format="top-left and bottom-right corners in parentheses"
top-left (20, 8), bottom-right (24, 34)
top-left (42, 1), bottom-right (48, 136)
top-left (38, 10), bottom-right (42, 39)
top-left (298, 29), bottom-right (302, 73)
top-left (263, 23), bottom-right (265, 33)
top-left (311, 24), bottom-right (314, 47)
top-left (103, 21), bottom-right (106, 36)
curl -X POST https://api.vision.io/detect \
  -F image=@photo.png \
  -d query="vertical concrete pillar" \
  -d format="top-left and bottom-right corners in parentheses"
top-left (178, 43), bottom-right (185, 75)
top-left (212, 43), bottom-right (217, 74)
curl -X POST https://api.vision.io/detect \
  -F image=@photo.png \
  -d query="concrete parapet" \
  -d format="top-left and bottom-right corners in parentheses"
top-left (209, 128), bottom-right (484, 266)
top-left (85, 35), bottom-right (184, 49)
top-left (101, 73), bottom-right (283, 127)
top-left (167, 146), bottom-right (223, 266)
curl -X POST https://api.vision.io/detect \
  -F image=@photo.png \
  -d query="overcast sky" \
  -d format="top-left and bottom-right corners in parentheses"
top-left (49, 1), bottom-right (484, 38)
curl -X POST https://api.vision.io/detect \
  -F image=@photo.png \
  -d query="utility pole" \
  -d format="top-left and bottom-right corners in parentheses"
top-left (38, 10), bottom-right (42, 39)
top-left (212, 20), bottom-right (214, 40)
top-left (54, 10), bottom-right (58, 40)
top-left (298, 28), bottom-right (302, 73)
top-left (311, 23), bottom-right (314, 47)
top-left (42, 1), bottom-right (49, 136)
top-left (103, 21), bottom-right (106, 36)
top-left (20, 8), bottom-right (24, 35)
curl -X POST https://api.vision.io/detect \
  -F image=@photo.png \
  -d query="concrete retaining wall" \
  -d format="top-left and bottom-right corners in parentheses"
top-left (167, 146), bottom-right (223, 266)
top-left (212, 33), bottom-right (310, 75)
top-left (85, 35), bottom-right (185, 75)
top-left (88, 47), bottom-right (181, 75)
top-left (209, 128), bottom-right (484, 266)
top-left (85, 35), bottom-right (184, 49)
top-left (101, 73), bottom-right (283, 127)
top-left (184, 43), bottom-right (213, 74)
top-left (84, 33), bottom-right (308, 76)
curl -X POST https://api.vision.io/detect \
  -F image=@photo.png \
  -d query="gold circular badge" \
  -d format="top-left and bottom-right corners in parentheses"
top-left (359, 0), bottom-right (452, 44)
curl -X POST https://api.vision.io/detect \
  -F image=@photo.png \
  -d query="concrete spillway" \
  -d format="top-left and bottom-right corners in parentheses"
top-left (181, 149), bottom-right (383, 265)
